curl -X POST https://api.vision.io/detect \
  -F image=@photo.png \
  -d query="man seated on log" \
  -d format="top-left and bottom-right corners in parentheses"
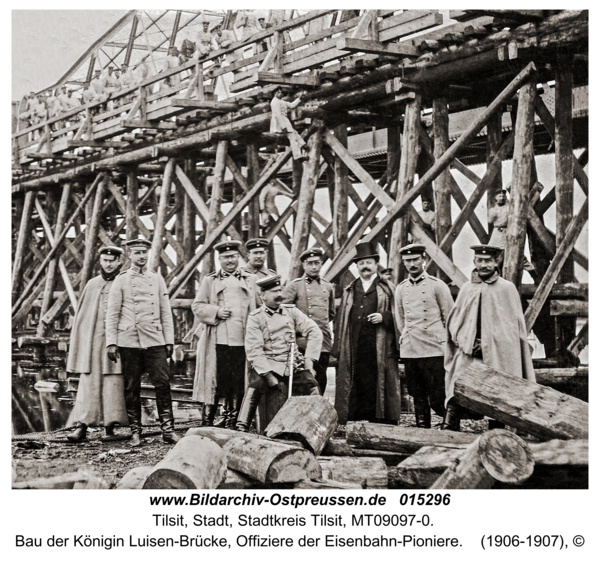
top-left (237, 274), bottom-right (322, 432)
top-left (195, 18), bottom-right (214, 59)
top-left (105, 238), bottom-right (181, 446)
top-left (282, 247), bottom-right (336, 396)
top-left (332, 242), bottom-right (401, 425)
top-left (488, 188), bottom-right (535, 274)
top-left (442, 244), bottom-right (536, 432)
top-left (191, 240), bottom-right (259, 429)
top-left (270, 86), bottom-right (308, 161)
top-left (241, 237), bottom-right (277, 278)
top-left (65, 246), bottom-right (128, 443)
top-left (395, 244), bottom-right (454, 428)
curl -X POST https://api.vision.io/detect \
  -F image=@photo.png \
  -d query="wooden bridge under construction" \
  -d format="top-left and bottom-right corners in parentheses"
top-left (12, 9), bottom-right (589, 425)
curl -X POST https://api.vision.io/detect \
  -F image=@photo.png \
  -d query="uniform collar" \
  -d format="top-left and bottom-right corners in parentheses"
top-left (409, 272), bottom-right (426, 285)
top-left (471, 269), bottom-right (500, 284)
top-left (264, 304), bottom-right (283, 316)
top-left (304, 274), bottom-right (321, 284)
top-left (130, 264), bottom-right (148, 275)
top-left (246, 264), bottom-right (268, 274)
top-left (220, 269), bottom-right (241, 279)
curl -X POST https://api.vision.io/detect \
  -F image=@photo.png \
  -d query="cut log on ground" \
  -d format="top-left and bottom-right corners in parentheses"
top-left (218, 469), bottom-right (260, 489)
top-left (224, 436), bottom-right (321, 484)
top-left (346, 421), bottom-right (477, 453)
top-left (322, 438), bottom-right (355, 456)
top-left (186, 426), bottom-right (303, 448)
top-left (454, 362), bottom-right (589, 440)
top-left (430, 429), bottom-right (534, 489)
top-left (265, 396), bottom-right (338, 455)
top-left (317, 456), bottom-right (388, 489)
top-left (115, 466), bottom-right (153, 489)
top-left (13, 468), bottom-right (108, 489)
top-left (294, 478), bottom-right (362, 490)
top-left (528, 439), bottom-right (589, 465)
top-left (142, 435), bottom-right (227, 489)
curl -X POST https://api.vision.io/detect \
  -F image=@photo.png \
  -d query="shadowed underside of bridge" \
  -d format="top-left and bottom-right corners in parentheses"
top-left (12, 9), bottom-right (588, 375)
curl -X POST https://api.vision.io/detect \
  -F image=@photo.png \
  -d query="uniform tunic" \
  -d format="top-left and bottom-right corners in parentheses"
top-left (67, 276), bottom-right (128, 427)
top-left (270, 96), bottom-right (306, 159)
top-left (488, 203), bottom-right (509, 247)
top-left (105, 266), bottom-right (174, 349)
top-left (241, 264), bottom-right (275, 279)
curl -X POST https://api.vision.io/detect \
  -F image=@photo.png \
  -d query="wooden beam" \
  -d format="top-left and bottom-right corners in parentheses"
top-left (67, 140), bottom-right (129, 148)
top-left (79, 177), bottom-right (106, 291)
top-left (126, 169), bottom-right (139, 240)
top-left (12, 190), bottom-right (35, 296)
top-left (149, 158), bottom-right (175, 272)
top-left (566, 321), bottom-right (588, 358)
top-left (524, 199), bottom-right (588, 331)
top-left (332, 124), bottom-right (349, 254)
top-left (254, 72), bottom-right (320, 87)
top-left (170, 99), bottom-right (240, 112)
top-left (550, 300), bottom-right (588, 318)
top-left (120, 119), bottom-right (177, 130)
top-left (503, 81), bottom-right (536, 291)
top-left (337, 37), bottom-right (420, 58)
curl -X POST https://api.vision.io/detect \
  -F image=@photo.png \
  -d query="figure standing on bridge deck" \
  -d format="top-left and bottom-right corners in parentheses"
top-left (195, 18), bottom-right (214, 58)
top-left (241, 238), bottom-right (276, 278)
top-left (270, 87), bottom-right (307, 161)
top-left (105, 238), bottom-right (181, 447)
top-left (237, 275), bottom-right (322, 432)
top-left (395, 244), bottom-right (454, 428)
top-left (65, 247), bottom-right (128, 443)
top-left (282, 247), bottom-right (335, 396)
top-left (488, 188), bottom-right (535, 274)
top-left (442, 245), bottom-right (536, 432)
top-left (192, 240), bottom-right (259, 429)
top-left (332, 242), bottom-right (401, 425)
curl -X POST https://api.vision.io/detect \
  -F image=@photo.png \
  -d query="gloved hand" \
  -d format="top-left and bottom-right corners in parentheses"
top-left (264, 372), bottom-right (280, 389)
top-left (107, 345), bottom-right (119, 363)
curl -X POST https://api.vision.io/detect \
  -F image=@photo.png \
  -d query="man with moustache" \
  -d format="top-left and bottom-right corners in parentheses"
top-left (442, 245), bottom-right (536, 431)
top-left (237, 275), bottom-right (322, 432)
top-left (282, 247), bottom-right (336, 395)
top-left (65, 247), bottom-right (128, 442)
top-left (105, 238), bottom-right (180, 446)
top-left (241, 238), bottom-right (276, 278)
top-left (192, 240), bottom-right (259, 428)
top-left (332, 242), bottom-right (401, 425)
top-left (395, 244), bottom-right (454, 428)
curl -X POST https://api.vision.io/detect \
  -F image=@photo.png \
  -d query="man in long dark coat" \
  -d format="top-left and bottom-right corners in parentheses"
top-left (332, 242), bottom-right (401, 425)
top-left (66, 247), bottom-right (128, 442)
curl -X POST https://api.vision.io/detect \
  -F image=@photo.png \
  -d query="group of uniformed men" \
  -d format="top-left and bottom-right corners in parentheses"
top-left (66, 230), bottom-right (534, 446)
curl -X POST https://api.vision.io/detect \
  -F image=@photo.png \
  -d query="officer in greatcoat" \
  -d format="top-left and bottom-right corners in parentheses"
top-left (237, 275), bottom-right (322, 432)
top-left (282, 247), bottom-right (335, 395)
top-left (395, 244), bottom-right (454, 427)
top-left (192, 240), bottom-right (259, 428)
top-left (105, 238), bottom-right (180, 446)
top-left (241, 238), bottom-right (276, 278)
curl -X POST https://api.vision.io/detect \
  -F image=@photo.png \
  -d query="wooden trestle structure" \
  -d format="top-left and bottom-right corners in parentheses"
top-left (12, 10), bottom-right (588, 388)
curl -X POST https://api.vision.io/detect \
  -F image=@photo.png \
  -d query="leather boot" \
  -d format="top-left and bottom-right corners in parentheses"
top-left (104, 423), bottom-right (115, 437)
top-left (160, 413), bottom-right (181, 444)
top-left (128, 418), bottom-right (142, 447)
top-left (413, 398), bottom-right (431, 429)
top-left (201, 404), bottom-right (217, 427)
top-left (225, 397), bottom-right (240, 430)
top-left (236, 388), bottom-right (262, 432)
top-left (67, 424), bottom-right (87, 443)
top-left (440, 399), bottom-right (461, 431)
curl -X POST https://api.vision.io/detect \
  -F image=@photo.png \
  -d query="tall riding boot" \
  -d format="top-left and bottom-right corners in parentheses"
top-left (225, 397), bottom-right (241, 430)
top-left (159, 412), bottom-right (181, 444)
top-left (236, 388), bottom-right (262, 432)
top-left (413, 398), bottom-right (431, 429)
top-left (440, 398), bottom-right (461, 431)
top-left (201, 403), bottom-right (217, 427)
top-left (128, 417), bottom-right (142, 447)
top-left (67, 423), bottom-right (87, 443)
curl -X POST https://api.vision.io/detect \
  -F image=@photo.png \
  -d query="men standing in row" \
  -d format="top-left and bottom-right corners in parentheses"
top-left (395, 244), bottom-right (454, 428)
top-left (442, 245), bottom-right (536, 431)
top-left (238, 275), bottom-right (322, 432)
top-left (282, 247), bottom-right (335, 395)
top-left (333, 242), bottom-right (401, 425)
top-left (105, 238), bottom-right (180, 446)
top-left (242, 238), bottom-right (276, 278)
top-left (66, 247), bottom-right (128, 443)
top-left (192, 240), bottom-right (259, 428)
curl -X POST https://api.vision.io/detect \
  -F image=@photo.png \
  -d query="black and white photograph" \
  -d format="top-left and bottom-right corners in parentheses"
top-left (9, 5), bottom-right (593, 558)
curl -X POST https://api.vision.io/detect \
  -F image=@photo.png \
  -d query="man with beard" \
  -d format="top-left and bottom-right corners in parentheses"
top-left (332, 242), bottom-right (401, 425)
top-left (395, 244), bottom-right (454, 428)
top-left (241, 238), bottom-right (276, 278)
top-left (105, 238), bottom-right (180, 446)
top-left (192, 240), bottom-right (259, 428)
top-left (65, 247), bottom-right (128, 442)
top-left (442, 245), bottom-right (536, 431)
top-left (237, 275), bottom-right (322, 432)
top-left (282, 247), bottom-right (335, 395)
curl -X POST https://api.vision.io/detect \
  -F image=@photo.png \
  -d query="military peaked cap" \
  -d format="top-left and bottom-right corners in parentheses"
top-left (98, 246), bottom-right (123, 257)
top-left (300, 247), bottom-right (324, 262)
top-left (399, 243), bottom-right (427, 257)
top-left (470, 244), bottom-right (502, 258)
top-left (214, 239), bottom-right (242, 254)
top-left (256, 274), bottom-right (281, 291)
top-left (123, 237), bottom-right (152, 248)
top-left (246, 238), bottom-right (269, 250)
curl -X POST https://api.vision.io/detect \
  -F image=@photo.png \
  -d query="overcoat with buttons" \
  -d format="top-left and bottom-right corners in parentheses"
top-left (245, 304), bottom-right (323, 376)
top-left (395, 272), bottom-right (454, 358)
top-left (332, 276), bottom-right (401, 424)
top-left (105, 267), bottom-right (174, 348)
top-left (282, 274), bottom-right (335, 353)
top-left (191, 270), bottom-right (259, 403)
